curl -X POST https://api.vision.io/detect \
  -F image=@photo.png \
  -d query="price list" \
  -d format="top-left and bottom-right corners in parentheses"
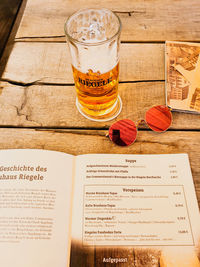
top-left (83, 185), bottom-right (194, 246)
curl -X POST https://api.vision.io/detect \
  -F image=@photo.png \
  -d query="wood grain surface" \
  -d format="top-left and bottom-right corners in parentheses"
top-left (0, 43), bottom-right (164, 84)
top-left (15, 0), bottom-right (200, 42)
top-left (0, 81), bottom-right (199, 129)
top-left (0, 0), bottom-right (199, 130)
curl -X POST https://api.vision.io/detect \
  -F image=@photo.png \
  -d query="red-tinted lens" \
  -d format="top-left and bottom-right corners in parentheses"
top-left (145, 105), bottom-right (172, 132)
top-left (109, 119), bottom-right (137, 146)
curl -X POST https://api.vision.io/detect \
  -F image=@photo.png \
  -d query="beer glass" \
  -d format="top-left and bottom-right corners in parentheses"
top-left (64, 8), bottom-right (122, 121)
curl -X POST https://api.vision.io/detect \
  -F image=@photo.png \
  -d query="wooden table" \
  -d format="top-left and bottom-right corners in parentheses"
top-left (0, 0), bottom-right (200, 209)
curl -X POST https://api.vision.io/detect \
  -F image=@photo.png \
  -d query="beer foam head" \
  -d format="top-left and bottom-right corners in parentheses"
top-left (65, 8), bottom-right (121, 73)
top-left (65, 8), bottom-right (121, 43)
top-left (69, 40), bottom-right (119, 73)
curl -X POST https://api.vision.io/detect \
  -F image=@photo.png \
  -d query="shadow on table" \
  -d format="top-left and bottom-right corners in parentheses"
top-left (0, 0), bottom-right (27, 79)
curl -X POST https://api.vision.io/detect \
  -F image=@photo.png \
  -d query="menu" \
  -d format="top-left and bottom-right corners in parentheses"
top-left (0, 150), bottom-right (199, 266)
top-left (71, 153), bottom-right (200, 266)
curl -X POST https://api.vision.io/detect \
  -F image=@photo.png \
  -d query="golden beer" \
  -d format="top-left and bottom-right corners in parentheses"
top-left (72, 63), bottom-right (119, 118)
top-left (65, 8), bottom-right (122, 121)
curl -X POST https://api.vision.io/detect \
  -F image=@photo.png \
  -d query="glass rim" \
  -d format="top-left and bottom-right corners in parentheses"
top-left (64, 8), bottom-right (122, 47)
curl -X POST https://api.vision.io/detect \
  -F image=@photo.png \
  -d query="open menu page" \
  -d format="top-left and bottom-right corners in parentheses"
top-left (0, 149), bottom-right (74, 267)
top-left (70, 154), bottom-right (200, 266)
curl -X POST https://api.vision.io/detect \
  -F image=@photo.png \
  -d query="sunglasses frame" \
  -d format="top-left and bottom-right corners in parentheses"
top-left (108, 105), bottom-right (173, 146)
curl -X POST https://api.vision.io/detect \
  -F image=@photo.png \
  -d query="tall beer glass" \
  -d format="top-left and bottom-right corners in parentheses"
top-left (64, 8), bottom-right (122, 121)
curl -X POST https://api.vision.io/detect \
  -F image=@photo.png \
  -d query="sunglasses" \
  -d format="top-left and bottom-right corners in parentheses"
top-left (108, 105), bottom-right (172, 146)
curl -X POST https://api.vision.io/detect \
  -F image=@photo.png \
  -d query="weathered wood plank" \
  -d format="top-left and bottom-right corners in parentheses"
top-left (0, 129), bottom-right (199, 205)
top-left (0, 0), bottom-right (22, 58)
top-left (0, 42), bottom-right (164, 84)
top-left (0, 81), bottom-right (199, 129)
top-left (15, 0), bottom-right (200, 42)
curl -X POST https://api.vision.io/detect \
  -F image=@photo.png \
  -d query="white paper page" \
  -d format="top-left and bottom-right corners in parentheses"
top-left (0, 149), bottom-right (74, 267)
top-left (70, 153), bottom-right (200, 266)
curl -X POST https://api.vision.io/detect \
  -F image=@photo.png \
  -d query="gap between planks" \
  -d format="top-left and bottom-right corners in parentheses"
top-left (0, 78), bottom-right (165, 87)
top-left (14, 37), bottom-right (166, 44)
top-left (13, 37), bottom-right (200, 44)
top-left (0, 126), bottom-right (198, 132)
